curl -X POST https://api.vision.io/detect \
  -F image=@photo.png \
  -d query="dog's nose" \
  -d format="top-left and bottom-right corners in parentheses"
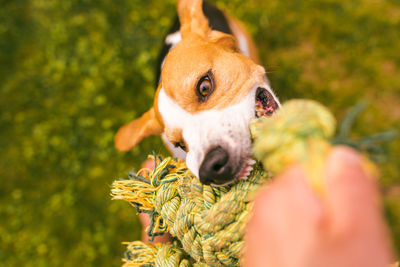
top-left (199, 146), bottom-right (233, 185)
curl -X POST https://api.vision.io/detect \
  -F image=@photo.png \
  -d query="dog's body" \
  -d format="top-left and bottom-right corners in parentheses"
top-left (115, 0), bottom-right (280, 185)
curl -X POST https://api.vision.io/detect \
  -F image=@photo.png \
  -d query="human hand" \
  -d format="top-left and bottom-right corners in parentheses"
top-left (244, 147), bottom-right (394, 267)
top-left (138, 159), bottom-right (171, 244)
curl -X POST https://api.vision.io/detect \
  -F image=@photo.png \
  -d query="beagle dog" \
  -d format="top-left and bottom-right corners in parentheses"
top-left (115, 0), bottom-right (280, 185)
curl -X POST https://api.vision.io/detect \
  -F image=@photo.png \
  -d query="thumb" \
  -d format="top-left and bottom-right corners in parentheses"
top-left (315, 146), bottom-right (395, 267)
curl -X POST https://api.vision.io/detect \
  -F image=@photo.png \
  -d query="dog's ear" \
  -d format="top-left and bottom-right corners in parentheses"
top-left (178, 0), bottom-right (210, 38)
top-left (114, 107), bottom-right (163, 151)
top-left (208, 30), bottom-right (239, 52)
top-left (178, 0), bottom-right (239, 51)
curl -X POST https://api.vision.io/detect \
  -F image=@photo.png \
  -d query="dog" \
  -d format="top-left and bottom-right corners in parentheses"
top-left (115, 0), bottom-right (280, 185)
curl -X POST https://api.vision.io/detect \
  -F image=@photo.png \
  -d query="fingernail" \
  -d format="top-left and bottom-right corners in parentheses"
top-left (328, 146), bottom-right (361, 170)
top-left (325, 146), bottom-right (364, 185)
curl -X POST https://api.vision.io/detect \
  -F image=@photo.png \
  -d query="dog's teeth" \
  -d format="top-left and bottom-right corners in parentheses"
top-left (248, 159), bottom-right (256, 166)
top-left (239, 171), bottom-right (250, 180)
top-left (246, 170), bottom-right (252, 177)
top-left (237, 160), bottom-right (256, 180)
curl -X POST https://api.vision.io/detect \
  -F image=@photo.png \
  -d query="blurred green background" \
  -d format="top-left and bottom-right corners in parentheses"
top-left (0, 0), bottom-right (399, 265)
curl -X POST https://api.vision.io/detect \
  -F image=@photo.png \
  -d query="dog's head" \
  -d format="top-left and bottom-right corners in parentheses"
top-left (115, 0), bottom-right (280, 185)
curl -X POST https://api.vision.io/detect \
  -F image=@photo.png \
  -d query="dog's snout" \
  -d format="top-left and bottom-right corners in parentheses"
top-left (199, 146), bottom-right (233, 185)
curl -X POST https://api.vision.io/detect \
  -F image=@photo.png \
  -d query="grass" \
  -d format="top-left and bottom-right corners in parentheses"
top-left (0, 0), bottom-right (399, 265)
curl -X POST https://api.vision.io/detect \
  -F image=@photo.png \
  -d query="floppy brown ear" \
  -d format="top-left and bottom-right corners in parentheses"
top-left (178, 0), bottom-right (210, 38)
top-left (115, 107), bottom-right (163, 151)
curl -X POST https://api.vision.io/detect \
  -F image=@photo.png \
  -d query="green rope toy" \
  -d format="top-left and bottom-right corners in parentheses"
top-left (112, 153), bottom-right (267, 266)
top-left (111, 99), bottom-right (369, 266)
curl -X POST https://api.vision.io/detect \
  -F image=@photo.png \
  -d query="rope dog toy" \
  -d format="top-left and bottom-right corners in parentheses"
top-left (112, 99), bottom-right (371, 266)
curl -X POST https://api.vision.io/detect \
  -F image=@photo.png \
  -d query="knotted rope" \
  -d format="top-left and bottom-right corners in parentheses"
top-left (111, 99), bottom-right (344, 266)
top-left (252, 99), bottom-right (336, 194)
top-left (112, 155), bottom-right (267, 266)
top-left (122, 240), bottom-right (191, 267)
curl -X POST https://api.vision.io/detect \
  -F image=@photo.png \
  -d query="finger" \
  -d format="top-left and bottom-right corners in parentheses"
top-left (324, 147), bottom-right (388, 238)
top-left (139, 213), bottom-right (171, 244)
top-left (244, 165), bottom-right (324, 267)
top-left (317, 146), bottom-right (394, 267)
top-left (139, 212), bottom-right (150, 225)
top-left (141, 158), bottom-right (155, 170)
top-left (139, 156), bottom-right (167, 245)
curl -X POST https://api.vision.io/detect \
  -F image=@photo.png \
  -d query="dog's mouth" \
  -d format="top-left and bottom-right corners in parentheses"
top-left (255, 87), bottom-right (279, 118)
top-left (237, 158), bottom-right (257, 180)
top-left (229, 87), bottom-right (279, 181)
top-left (202, 87), bottom-right (281, 185)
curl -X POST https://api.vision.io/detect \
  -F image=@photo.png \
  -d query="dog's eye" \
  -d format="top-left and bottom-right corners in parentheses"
top-left (198, 77), bottom-right (212, 96)
top-left (174, 141), bottom-right (187, 151)
top-left (196, 70), bottom-right (214, 103)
